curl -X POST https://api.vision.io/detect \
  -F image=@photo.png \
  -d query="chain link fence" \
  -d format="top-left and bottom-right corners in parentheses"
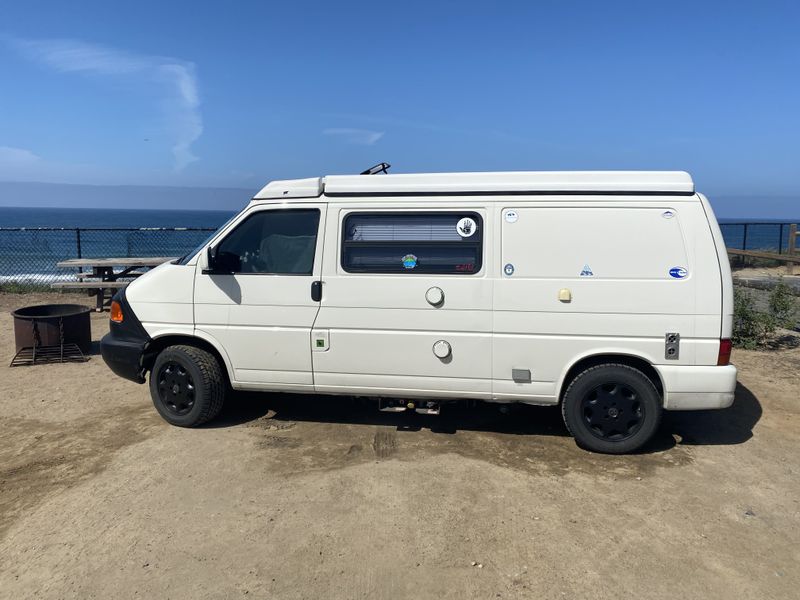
top-left (2, 222), bottom-right (796, 290)
top-left (0, 228), bottom-right (216, 287)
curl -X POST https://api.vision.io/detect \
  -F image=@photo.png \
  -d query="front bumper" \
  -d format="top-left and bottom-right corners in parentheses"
top-left (100, 334), bottom-right (147, 383)
top-left (656, 364), bottom-right (738, 410)
top-left (100, 288), bottom-right (150, 384)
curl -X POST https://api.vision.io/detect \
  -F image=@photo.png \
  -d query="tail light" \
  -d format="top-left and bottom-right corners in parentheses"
top-left (110, 301), bottom-right (124, 323)
top-left (717, 338), bottom-right (732, 366)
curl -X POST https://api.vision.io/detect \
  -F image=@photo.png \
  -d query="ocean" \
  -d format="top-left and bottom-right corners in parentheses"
top-left (0, 207), bottom-right (797, 285)
top-left (0, 207), bottom-right (235, 284)
top-left (0, 207), bottom-right (236, 229)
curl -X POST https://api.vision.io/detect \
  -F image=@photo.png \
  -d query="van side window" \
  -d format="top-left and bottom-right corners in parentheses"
top-left (215, 209), bottom-right (320, 275)
top-left (341, 212), bottom-right (482, 274)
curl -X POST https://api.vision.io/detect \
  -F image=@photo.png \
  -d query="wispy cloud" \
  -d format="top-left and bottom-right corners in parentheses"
top-left (322, 128), bottom-right (384, 146)
top-left (5, 37), bottom-right (202, 170)
top-left (0, 146), bottom-right (41, 165)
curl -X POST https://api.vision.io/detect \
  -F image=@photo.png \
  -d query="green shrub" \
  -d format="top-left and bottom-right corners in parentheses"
top-left (0, 282), bottom-right (52, 294)
top-left (768, 279), bottom-right (798, 329)
top-left (734, 280), bottom-right (798, 348)
top-left (734, 288), bottom-right (770, 348)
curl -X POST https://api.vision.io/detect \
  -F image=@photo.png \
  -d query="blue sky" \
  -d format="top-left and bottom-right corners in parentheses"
top-left (0, 0), bottom-right (798, 214)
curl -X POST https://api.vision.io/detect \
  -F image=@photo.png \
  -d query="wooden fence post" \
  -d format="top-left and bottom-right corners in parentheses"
top-left (789, 223), bottom-right (798, 276)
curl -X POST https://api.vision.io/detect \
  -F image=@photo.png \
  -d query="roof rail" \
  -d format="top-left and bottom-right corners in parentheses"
top-left (324, 171), bottom-right (695, 196)
top-left (253, 170), bottom-right (695, 200)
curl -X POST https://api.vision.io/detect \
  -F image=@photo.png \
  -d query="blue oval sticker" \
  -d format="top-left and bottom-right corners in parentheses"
top-left (669, 267), bottom-right (688, 279)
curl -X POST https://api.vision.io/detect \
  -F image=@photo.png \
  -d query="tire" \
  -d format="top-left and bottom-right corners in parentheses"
top-left (561, 363), bottom-right (662, 454)
top-left (149, 345), bottom-right (226, 427)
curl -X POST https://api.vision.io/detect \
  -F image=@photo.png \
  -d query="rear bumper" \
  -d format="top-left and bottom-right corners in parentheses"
top-left (656, 364), bottom-right (738, 410)
top-left (100, 334), bottom-right (147, 384)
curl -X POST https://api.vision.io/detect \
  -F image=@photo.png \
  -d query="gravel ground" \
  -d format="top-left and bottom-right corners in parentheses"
top-left (1, 292), bottom-right (799, 599)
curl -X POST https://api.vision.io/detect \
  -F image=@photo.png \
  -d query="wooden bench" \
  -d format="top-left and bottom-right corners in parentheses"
top-left (75, 270), bottom-right (147, 280)
top-left (51, 281), bottom-right (130, 290)
top-left (57, 257), bottom-right (177, 269)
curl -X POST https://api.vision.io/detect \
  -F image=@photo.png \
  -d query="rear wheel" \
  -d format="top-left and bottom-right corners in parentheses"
top-left (561, 363), bottom-right (662, 454)
top-left (149, 345), bottom-right (225, 427)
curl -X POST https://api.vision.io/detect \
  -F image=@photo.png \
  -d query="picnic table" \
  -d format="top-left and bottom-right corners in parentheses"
top-left (53, 257), bottom-right (177, 311)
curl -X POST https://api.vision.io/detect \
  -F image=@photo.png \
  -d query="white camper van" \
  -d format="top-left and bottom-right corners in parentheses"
top-left (101, 169), bottom-right (736, 453)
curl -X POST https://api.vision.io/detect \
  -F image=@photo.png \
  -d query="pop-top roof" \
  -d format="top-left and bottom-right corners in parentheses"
top-left (253, 171), bottom-right (694, 199)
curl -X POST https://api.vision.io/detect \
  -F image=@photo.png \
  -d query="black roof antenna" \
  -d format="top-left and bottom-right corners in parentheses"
top-left (360, 162), bottom-right (391, 175)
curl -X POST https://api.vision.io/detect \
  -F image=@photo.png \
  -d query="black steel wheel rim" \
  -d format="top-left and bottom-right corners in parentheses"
top-left (580, 382), bottom-right (644, 441)
top-left (157, 361), bottom-right (196, 416)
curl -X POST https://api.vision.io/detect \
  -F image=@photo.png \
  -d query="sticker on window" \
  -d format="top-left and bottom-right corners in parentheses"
top-left (456, 217), bottom-right (477, 238)
top-left (402, 254), bottom-right (418, 269)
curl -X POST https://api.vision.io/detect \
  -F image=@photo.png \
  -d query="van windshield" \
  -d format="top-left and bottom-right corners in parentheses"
top-left (176, 213), bottom-right (239, 265)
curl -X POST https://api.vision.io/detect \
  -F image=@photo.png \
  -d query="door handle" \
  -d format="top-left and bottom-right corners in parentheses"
top-left (311, 280), bottom-right (323, 302)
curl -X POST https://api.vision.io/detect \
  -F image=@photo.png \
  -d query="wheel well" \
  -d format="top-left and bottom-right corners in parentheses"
top-left (144, 335), bottom-right (230, 383)
top-left (559, 354), bottom-right (663, 402)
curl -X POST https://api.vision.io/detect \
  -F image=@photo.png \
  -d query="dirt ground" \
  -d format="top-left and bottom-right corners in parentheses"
top-left (731, 264), bottom-right (799, 279)
top-left (1, 292), bottom-right (798, 600)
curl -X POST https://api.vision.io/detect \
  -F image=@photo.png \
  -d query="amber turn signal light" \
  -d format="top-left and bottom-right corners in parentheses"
top-left (110, 300), bottom-right (124, 323)
top-left (717, 338), bottom-right (732, 366)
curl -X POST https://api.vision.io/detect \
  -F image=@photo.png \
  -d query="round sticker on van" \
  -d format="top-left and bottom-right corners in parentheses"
top-left (402, 254), bottom-right (418, 269)
top-left (504, 263), bottom-right (515, 276)
top-left (669, 266), bottom-right (688, 279)
top-left (456, 217), bottom-right (477, 238)
top-left (504, 210), bottom-right (519, 223)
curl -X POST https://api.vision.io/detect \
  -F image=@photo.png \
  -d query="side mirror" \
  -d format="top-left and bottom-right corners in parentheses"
top-left (201, 246), bottom-right (216, 274)
top-left (202, 247), bottom-right (241, 274)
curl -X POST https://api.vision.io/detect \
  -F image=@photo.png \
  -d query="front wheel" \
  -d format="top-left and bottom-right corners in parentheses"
top-left (149, 345), bottom-right (226, 427)
top-left (561, 363), bottom-right (662, 454)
